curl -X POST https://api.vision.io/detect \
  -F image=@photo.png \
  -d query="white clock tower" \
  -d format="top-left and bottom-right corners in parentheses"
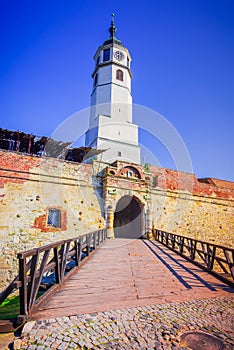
top-left (85, 15), bottom-right (140, 164)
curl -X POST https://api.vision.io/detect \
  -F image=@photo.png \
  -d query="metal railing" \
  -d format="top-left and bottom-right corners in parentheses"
top-left (0, 228), bottom-right (107, 329)
top-left (153, 229), bottom-right (234, 287)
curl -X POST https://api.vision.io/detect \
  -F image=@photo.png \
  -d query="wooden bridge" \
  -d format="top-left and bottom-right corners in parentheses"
top-left (0, 229), bottom-right (234, 332)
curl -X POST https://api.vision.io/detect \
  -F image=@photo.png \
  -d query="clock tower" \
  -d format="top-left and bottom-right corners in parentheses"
top-left (85, 15), bottom-right (140, 164)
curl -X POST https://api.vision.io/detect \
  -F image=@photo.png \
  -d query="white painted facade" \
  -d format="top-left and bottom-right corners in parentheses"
top-left (85, 19), bottom-right (140, 164)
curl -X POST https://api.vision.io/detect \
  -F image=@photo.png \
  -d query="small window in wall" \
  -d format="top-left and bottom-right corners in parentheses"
top-left (103, 49), bottom-right (110, 62)
top-left (47, 209), bottom-right (61, 228)
top-left (123, 166), bottom-right (141, 179)
top-left (116, 69), bottom-right (123, 81)
top-left (127, 57), bottom-right (129, 67)
top-left (94, 74), bottom-right (98, 86)
top-left (118, 151), bottom-right (122, 157)
top-left (152, 176), bottom-right (158, 187)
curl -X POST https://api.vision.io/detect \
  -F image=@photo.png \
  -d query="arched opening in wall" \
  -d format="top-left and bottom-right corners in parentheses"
top-left (116, 69), bottom-right (123, 81)
top-left (114, 195), bottom-right (143, 239)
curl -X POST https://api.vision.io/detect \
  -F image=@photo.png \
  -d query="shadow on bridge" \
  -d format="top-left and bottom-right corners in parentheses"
top-left (143, 240), bottom-right (216, 291)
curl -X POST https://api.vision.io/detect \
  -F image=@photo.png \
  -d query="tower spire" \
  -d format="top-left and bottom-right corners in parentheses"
top-left (109, 13), bottom-right (117, 38)
top-left (103, 14), bottom-right (122, 46)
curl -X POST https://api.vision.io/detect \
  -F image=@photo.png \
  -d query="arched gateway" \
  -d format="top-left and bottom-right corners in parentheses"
top-left (114, 196), bottom-right (143, 239)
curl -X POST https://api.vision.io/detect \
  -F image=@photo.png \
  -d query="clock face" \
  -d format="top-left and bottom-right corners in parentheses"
top-left (114, 50), bottom-right (124, 61)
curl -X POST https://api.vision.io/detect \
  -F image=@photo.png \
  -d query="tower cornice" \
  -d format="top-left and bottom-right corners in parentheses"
top-left (90, 81), bottom-right (132, 97)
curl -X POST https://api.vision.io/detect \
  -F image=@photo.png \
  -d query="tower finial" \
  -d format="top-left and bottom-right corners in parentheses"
top-left (109, 13), bottom-right (117, 38)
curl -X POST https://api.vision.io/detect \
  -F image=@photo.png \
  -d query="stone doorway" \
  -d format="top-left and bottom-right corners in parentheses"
top-left (114, 196), bottom-right (143, 239)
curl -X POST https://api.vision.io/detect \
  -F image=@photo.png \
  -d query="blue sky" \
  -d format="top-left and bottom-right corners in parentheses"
top-left (1, 0), bottom-right (234, 181)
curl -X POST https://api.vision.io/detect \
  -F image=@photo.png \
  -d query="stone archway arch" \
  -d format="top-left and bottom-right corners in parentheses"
top-left (113, 195), bottom-right (143, 239)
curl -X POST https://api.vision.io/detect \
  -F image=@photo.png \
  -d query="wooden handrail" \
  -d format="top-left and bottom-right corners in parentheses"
top-left (153, 229), bottom-right (234, 287)
top-left (0, 228), bottom-right (107, 328)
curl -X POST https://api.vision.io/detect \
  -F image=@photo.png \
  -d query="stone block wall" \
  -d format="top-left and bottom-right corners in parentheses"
top-left (149, 166), bottom-right (234, 247)
top-left (0, 151), bottom-right (105, 292)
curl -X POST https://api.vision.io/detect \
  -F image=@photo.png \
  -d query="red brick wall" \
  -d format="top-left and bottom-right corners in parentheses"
top-left (149, 166), bottom-right (234, 199)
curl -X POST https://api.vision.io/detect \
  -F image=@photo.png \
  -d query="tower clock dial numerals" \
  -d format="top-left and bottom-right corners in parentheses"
top-left (114, 50), bottom-right (124, 61)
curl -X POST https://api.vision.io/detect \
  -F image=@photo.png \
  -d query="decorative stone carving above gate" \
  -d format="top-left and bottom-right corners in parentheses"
top-left (103, 161), bottom-right (153, 238)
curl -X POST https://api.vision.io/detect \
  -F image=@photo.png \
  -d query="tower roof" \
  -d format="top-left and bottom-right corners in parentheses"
top-left (103, 14), bottom-right (123, 46)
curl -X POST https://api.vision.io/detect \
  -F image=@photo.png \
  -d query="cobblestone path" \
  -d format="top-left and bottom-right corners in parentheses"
top-left (14, 296), bottom-right (234, 349)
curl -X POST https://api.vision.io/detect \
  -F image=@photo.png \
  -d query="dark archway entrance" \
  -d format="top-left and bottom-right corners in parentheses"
top-left (114, 196), bottom-right (143, 239)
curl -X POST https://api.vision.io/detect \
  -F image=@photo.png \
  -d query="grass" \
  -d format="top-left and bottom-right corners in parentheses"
top-left (0, 291), bottom-right (44, 320)
top-left (0, 295), bottom-right (20, 320)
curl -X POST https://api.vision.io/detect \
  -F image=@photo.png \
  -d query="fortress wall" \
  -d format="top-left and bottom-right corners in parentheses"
top-left (150, 166), bottom-right (234, 247)
top-left (0, 151), bottom-right (105, 292)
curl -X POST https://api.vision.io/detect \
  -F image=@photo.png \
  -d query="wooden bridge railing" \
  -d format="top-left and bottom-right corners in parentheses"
top-left (0, 228), bottom-right (107, 328)
top-left (153, 229), bottom-right (234, 287)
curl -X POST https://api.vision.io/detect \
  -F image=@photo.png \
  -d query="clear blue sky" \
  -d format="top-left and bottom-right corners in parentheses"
top-left (1, 0), bottom-right (233, 181)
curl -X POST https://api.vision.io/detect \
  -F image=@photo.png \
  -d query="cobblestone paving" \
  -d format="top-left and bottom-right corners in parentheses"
top-left (15, 296), bottom-right (234, 349)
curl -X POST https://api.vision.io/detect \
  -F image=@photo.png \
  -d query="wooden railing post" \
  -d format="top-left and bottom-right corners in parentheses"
top-left (101, 229), bottom-right (104, 242)
top-left (54, 246), bottom-right (61, 284)
top-left (165, 232), bottom-right (169, 246)
top-left (93, 232), bottom-right (95, 248)
top-left (59, 243), bottom-right (66, 281)
top-left (179, 237), bottom-right (184, 254)
top-left (191, 241), bottom-right (197, 260)
top-left (74, 239), bottom-right (79, 266)
top-left (78, 237), bottom-right (82, 264)
top-left (101, 229), bottom-right (103, 241)
top-left (98, 230), bottom-right (100, 244)
top-left (208, 246), bottom-right (216, 271)
top-left (161, 231), bottom-right (164, 244)
top-left (86, 234), bottom-right (90, 256)
top-left (18, 254), bottom-right (28, 318)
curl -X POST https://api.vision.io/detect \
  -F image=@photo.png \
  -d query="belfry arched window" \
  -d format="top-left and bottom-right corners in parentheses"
top-left (116, 69), bottom-right (123, 81)
top-left (103, 49), bottom-right (110, 62)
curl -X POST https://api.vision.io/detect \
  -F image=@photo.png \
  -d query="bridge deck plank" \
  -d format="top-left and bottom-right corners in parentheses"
top-left (32, 239), bottom-right (234, 320)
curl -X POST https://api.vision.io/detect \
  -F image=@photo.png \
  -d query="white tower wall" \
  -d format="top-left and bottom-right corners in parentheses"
top-left (85, 17), bottom-right (140, 164)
